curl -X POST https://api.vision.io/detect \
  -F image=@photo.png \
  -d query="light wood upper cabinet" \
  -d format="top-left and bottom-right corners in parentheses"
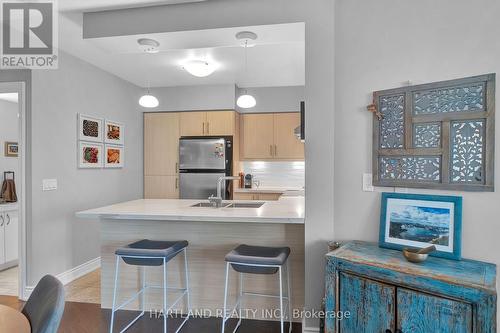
top-left (206, 111), bottom-right (235, 136)
top-left (241, 112), bottom-right (304, 160)
top-left (180, 110), bottom-right (236, 136)
top-left (241, 113), bottom-right (275, 159)
top-left (144, 175), bottom-right (179, 199)
top-left (274, 113), bottom-right (304, 159)
top-left (144, 112), bottom-right (179, 176)
top-left (179, 111), bottom-right (206, 136)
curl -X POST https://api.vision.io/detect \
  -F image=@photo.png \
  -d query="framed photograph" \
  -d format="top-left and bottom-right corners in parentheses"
top-left (379, 192), bottom-right (462, 260)
top-left (104, 120), bottom-right (124, 145)
top-left (78, 114), bottom-right (103, 142)
top-left (78, 142), bottom-right (103, 168)
top-left (4, 142), bottom-right (18, 157)
top-left (104, 145), bottom-right (124, 168)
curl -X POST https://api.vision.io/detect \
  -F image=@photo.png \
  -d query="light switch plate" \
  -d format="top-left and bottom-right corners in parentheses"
top-left (42, 179), bottom-right (57, 191)
top-left (363, 173), bottom-right (374, 192)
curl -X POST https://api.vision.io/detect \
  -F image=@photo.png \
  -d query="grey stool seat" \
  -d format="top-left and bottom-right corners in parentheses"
top-left (222, 244), bottom-right (293, 333)
top-left (110, 239), bottom-right (191, 333)
top-left (225, 244), bottom-right (291, 274)
top-left (116, 239), bottom-right (188, 266)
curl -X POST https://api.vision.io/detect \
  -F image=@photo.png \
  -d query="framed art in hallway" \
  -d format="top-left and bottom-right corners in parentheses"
top-left (104, 120), bottom-right (124, 145)
top-left (104, 145), bottom-right (124, 168)
top-left (379, 192), bottom-right (462, 260)
top-left (78, 114), bottom-right (103, 142)
top-left (4, 142), bottom-right (18, 157)
top-left (79, 142), bottom-right (104, 168)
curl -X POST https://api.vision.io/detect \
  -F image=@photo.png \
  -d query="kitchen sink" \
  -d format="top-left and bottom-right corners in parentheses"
top-left (225, 202), bottom-right (265, 208)
top-left (190, 201), bottom-right (231, 208)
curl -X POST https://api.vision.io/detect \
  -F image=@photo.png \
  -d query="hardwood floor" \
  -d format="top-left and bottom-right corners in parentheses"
top-left (0, 295), bottom-right (302, 333)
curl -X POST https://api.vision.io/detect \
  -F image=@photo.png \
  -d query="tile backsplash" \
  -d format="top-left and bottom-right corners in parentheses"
top-left (240, 161), bottom-right (305, 189)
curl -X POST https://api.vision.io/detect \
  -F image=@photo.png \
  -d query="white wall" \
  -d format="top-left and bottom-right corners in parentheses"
top-left (236, 86), bottom-right (304, 113)
top-left (147, 84), bottom-right (235, 111)
top-left (83, 1), bottom-right (335, 329)
top-left (28, 51), bottom-right (143, 285)
top-left (334, 0), bottom-right (500, 322)
top-left (0, 99), bottom-right (19, 180)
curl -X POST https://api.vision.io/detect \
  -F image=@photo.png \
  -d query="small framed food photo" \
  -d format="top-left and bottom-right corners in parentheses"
top-left (104, 120), bottom-right (124, 145)
top-left (78, 114), bottom-right (103, 142)
top-left (379, 192), bottom-right (462, 260)
top-left (78, 142), bottom-right (103, 168)
top-left (4, 142), bottom-right (18, 157)
top-left (104, 145), bottom-right (124, 168)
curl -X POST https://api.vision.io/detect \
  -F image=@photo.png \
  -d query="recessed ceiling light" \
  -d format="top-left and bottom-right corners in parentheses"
top-left (182, 60), bottom-right (216, 77)
top-left (137, 38), bottom-right (160, 54)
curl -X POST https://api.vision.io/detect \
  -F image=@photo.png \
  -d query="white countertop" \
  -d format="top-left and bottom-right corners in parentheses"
top-left (0, 203), bottom-right (18, 212)
top-left (75, 197), bottom-right (305, 224)
top-left (234, 187), bottom-right (304, 194)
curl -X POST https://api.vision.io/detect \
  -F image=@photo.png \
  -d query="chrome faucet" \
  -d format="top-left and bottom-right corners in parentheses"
top-left (208, 176), bottom-right (240, 208)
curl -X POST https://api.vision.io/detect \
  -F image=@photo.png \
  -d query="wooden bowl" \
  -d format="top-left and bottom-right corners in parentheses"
top-left (403, 248), bottom-right (428, 263)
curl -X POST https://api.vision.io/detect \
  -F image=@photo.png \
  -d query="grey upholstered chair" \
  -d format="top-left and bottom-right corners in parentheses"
top-left (22, 275), bottom-right (65, 333)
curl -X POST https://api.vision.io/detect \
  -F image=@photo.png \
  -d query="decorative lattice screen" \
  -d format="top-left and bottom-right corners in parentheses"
top-left (372, 74), bottom-right (495, 191)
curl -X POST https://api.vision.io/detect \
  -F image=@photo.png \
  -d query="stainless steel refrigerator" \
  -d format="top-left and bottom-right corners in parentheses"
top-left (179, 137), bottom-right (233, 199)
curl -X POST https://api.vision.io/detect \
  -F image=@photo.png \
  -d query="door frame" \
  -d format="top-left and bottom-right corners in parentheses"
top-left (0, 76), bottom-right (29, 301)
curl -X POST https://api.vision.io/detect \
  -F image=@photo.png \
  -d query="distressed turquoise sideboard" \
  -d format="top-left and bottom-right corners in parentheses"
top-left (325, 241), bottom-right (497, 333)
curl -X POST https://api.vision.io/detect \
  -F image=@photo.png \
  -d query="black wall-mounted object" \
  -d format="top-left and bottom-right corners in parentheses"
top-left (300, 101), bottom-right (305, 141)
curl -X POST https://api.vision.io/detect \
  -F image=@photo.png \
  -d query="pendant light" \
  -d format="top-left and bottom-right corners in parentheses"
top-left (236, 31), bottom-right (257, 109)
top-left (138, 38), bottom-right (160, 108)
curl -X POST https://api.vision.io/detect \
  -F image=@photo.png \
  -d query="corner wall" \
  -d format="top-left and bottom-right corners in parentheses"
top-left (28, 51), bottom-right (143, 285)
top-left (334, 0), bottom-right (500, 322)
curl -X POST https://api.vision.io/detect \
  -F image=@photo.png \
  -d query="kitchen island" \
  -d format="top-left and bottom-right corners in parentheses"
top-left (76, 197), bottom-right (304, 320)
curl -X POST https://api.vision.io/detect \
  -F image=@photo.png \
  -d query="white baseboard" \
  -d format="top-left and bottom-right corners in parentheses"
top-left (23, 257), bottom-right (101, 299)
top-left (56, 257), bottom-right (101, 285)
top-left (302, 327), bottom-right (320, 333)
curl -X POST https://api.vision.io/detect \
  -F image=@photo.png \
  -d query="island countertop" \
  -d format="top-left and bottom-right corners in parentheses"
top-left (75, 196), bottom-right (304, 224)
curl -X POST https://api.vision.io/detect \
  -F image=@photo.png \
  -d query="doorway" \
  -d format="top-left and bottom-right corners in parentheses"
top-left (0, 82), bottom-right (27, 300)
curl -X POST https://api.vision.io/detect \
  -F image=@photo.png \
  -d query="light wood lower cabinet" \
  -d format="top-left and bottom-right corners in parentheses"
top-left (144, 176), bottom-right (179, 199)
top-left (233, 192), bottom-right (282, 201)
top-left (0, 208), bottom-right (19, 268)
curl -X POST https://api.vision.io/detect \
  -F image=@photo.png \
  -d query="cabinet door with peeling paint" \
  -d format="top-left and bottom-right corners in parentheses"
top-left (339, 272), bottom-right (395, 333)
top-left (397, 288), bottom-right (472, 333)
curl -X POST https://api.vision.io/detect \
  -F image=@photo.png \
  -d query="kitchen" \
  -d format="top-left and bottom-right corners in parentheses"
top-left (76, 22), bottom-right (306, 333)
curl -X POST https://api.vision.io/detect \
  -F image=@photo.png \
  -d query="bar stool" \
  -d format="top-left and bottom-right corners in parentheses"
top-left (110, 239), bottom-right (191, 333)
top-left (222, 244), bottom-right (292, 333)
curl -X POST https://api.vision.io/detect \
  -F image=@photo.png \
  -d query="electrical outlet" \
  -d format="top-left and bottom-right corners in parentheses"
top-left (42, 179), bottom-right (57, 191)
top-left (363, 173), bottom-right (374, 192)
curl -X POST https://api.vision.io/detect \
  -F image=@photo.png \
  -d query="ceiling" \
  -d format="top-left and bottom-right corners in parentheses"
top-left (59, 0), bottom-right (208, 12)
top-left (58, 4), bottom-right (305, 88)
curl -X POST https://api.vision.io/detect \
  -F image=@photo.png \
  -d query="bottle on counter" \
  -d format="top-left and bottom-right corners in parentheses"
top-left (239, 172), bottom-right (245, 188)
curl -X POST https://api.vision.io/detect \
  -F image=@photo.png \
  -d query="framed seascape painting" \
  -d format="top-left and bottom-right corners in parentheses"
top-left (104, 120), bottom-right (124, 145)
top-left (78, 114), bottom-right (103, 142)
top-left (104, 145), bottom-right (124, 168)
top-left (379, 193), bottom-right (462, 260)
top-left (79, 142), bottom-right (103, 168)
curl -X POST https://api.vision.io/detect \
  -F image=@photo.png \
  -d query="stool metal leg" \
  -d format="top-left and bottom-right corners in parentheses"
top-left (184, 248), bottom-right (191, 314)
top-left (141, 267), bottom-right (146, 313)
top-left (110, 255), bottom-right (120, 333)
top-left (163, 258), bottom-right (168, 333)
top-left (222, 262), bottom-right (230, 333)
top-left (287, 261), bottom-right (292, 333)
top-left (279, 266), bottom-right (284, 333)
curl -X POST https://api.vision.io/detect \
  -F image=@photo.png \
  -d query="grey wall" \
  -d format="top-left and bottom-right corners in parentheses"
top-left (147, 84), bottom-right (235, 111)
top-left (28, 51), bottom-right (143, 285)
top-left (0, 100), bottom-right (20, 178)
top-left (334, 0), bottom-right (500, 322)
top-left (84, 1), bottom-right (335, 329)
top-left (236, 86), bottom-right (304, 113)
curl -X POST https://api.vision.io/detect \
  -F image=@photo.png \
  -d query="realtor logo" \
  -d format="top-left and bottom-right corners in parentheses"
top-left (0, 0), bottom-right (58, 69)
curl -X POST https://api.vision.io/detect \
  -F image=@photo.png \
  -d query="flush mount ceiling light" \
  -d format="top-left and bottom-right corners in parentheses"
top-left (137, 38), bottom-right (160, 54)
top-left (182, 60), bottom-right (216, 77)
top-left (236, 31), bottom-right (258, 109)
top-left (139, 89), bottom-right (159, 108)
